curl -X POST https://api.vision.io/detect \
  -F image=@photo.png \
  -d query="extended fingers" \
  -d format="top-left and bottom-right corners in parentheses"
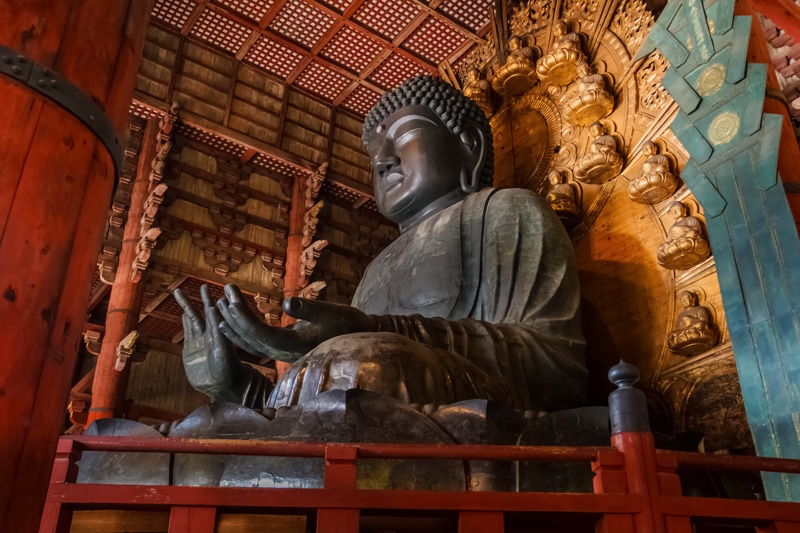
top-left (175, 288), bottom-right (203, 336)
top-left (283, 296), bottom-right (336, 323)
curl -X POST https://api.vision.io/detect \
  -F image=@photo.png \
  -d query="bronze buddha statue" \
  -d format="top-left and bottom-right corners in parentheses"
top-left (176, 75), bottom-right (587, 415)
top-left (667, 291), bottom-right (718, 356)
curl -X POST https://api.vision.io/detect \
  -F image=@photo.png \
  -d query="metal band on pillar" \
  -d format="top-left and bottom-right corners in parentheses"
top-left (0, 43), bottom-right (124, 188)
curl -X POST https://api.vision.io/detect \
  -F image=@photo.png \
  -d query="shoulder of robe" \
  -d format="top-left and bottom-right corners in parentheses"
top-left (484, 187), bottom-right (550, 221)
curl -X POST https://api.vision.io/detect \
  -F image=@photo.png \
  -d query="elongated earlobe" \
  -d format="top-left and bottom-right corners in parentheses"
top-left (459, 125), bottom-right (487, 193)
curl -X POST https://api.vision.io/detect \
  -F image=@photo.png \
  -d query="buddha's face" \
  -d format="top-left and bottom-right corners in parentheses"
top-left (466, 69), bottom-right (480, 82)
top-left (508, 37), bottom-right (521, 52)
top-left (589, 122), bottom-right (604, 137)
top-left (643, 143), bottom-right (657, 157)
top-left (554, 22), bottom-right (567, 38)
top-left (366, 105), bottom-right (486, 224)
top-left (670, 204), bottom-right (685, 218)
top-left (680, 293), bottom-right (695, 307)
top-left (548, 171), bottom-right (561, 186)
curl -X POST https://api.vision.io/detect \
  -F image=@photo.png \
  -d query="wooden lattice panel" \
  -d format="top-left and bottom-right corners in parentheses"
top-left (295, 61), bottom-right (351, 101)
top-left (367, 52), bottom-right (428, 90)
top-left (130, 101), bottom-right (164, 120)
top-left (353, 0), bottom-right (421, 41)
top-left (321, 26), bottom-right (383, 74)
top-left (175, 123), bottom-right (247, 157)
top-left (321, 180), bottom-right (363, 204)
top-left (439, 0), bottom-right (492, 32)
top-left (270, 0), bottom-right (335, 50)
top-left (341, 85), bottom-right (382, 116)
top-left (325, 0), bottom-right (356, 13)
top-left (402, 16), bottom-right (466, 64)
top-left (190, 9), bottom-right (253, 54)
top-left (177, 277), bottom-right (263, 315)
top-left (245, 36), bottom-right (305, 79)
top-left (252, 152), bottom-right (309, 177)
top-left (218, 0), bottom-right (274, 21)
top-left (152, 0), bottom-right (198, 29)
top-left (139, 315), bottom-right (183, 341)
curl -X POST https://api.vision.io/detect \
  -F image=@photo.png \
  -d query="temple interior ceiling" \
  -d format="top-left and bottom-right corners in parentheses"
top-left (78, 0), bottom-right (800, 454)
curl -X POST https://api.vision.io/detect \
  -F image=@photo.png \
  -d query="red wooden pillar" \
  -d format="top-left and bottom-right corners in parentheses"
top-left (87, 118), bottom-right (159, 425)
top-left (278, 174), bottom-right (307, 378)
top-left (0, 1), bottom-right (152, 531)
top-left (736, 0), bottom-right (800, 232)
top-left (317, 445), bottom-right (360, 533)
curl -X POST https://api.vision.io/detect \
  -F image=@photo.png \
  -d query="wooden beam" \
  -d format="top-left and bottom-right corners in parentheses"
top-left (181, 3), bottom-right (206, 36)
top-left (276, 87), bottom-right (291, 147)
top-left (87, 283), bottom-right (111, 313)
top-left (134, 90), bottom-right (315, 173)
top-left (72, 369), bottom-right (96, 395)
top-left (221, 62), bottom-right (239, 127)
top-left (165, 37), bottom-right (186, 105)
top-left (150, 256), bottom-right (284, 299)
top-left (753, 0), bottom-right (800, 47)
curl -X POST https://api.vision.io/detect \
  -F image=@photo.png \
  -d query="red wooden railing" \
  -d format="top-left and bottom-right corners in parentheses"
top-left (39, 431), bottom-right (800, 533)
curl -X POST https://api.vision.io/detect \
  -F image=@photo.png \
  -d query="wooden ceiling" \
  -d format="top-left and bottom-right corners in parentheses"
top-left (149, 0), bottom-right (492, 115)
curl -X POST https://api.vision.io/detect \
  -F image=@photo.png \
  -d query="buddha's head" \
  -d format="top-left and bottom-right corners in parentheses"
top-left (642, 141), bottom-right (658, 157)
top-left (679, 290), bottom-right (697, 308)
top-left (668, 201), bottom-right (686, 218)
top-left (508, 35), bottom-right (522, 52)
top-left (589, 121), bottom-right (605, 138)
top-left (553, 20), bottom-right (568, 39)
top-left (363, 76), bottom-right (494, 225)
top-left (548, 170), bottom-right (564, 186)
top-left (466, 68), bottom-right (481, 83)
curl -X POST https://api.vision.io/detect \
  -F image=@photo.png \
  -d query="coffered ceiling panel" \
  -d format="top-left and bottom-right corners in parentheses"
top-left (149, 0), bottom-right (489, 113)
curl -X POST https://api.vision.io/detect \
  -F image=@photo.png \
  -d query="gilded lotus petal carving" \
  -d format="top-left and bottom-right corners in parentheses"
top-left (491, 35), bottom-right (538, 96)
top-left (627, 141), bottom-right (678, 204)
top-left (536, 20), bottom-right (586, 87)
top-left (656, 202), bottom-right (711, 270)
top-left (573, 122), bottom-right (623, 185)
top-left (562, 74), bottom-right (615, 126)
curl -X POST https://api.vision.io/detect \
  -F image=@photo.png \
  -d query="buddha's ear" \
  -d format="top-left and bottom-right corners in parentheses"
top-left (459, 124), bottom-right (487, 193)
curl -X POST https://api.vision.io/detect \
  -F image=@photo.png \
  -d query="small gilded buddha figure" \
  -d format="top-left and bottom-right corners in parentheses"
top-left (536, 20), bottom-right (586, 87)
top-left (573, 121), bottom-right (623, 184)
top-left (667, 291), bottom-right (718, 356)
top-left (656, 201), bottom-right (711, 270)
top-left (546, 169), bottom-right (580, 223)
top-left (627, 142), bottom-right (678, 204)
top-left (490, 34), bottom-right (538, 96)
top-left (463, 68), bottom-right (494, 117)
top-left (563, 70), bottom-right (614, 127)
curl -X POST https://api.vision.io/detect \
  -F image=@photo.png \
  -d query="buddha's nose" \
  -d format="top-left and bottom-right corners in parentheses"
top-left (375, 156), bottom-right (401, 178)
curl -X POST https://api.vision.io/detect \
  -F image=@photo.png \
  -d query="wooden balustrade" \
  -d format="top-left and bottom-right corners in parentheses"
top-left (38, 432), bottom-right (800, 533)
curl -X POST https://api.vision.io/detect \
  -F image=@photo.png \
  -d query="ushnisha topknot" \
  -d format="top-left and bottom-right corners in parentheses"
top-left (362, 75), bottom-right (495, 189)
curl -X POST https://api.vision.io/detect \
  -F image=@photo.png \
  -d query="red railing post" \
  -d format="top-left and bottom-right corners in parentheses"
top-left (317, 445), bottom-right (359, 533)
top-left (168, 506), bottom-right (216, 533)
top-left (606, 361), bottom-right (691, 533)
top-left (592, 449), bottom-right (635, 532)
top-left (38, 438), bottom-right (82, 533)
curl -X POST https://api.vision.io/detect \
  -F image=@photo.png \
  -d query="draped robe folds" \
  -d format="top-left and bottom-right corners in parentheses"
top-left (243, 188), bottom-right (588, 413)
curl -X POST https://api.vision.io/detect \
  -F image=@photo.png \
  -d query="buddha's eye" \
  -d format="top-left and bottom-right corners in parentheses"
top-left (394, 128), bottom-right (425, 147)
